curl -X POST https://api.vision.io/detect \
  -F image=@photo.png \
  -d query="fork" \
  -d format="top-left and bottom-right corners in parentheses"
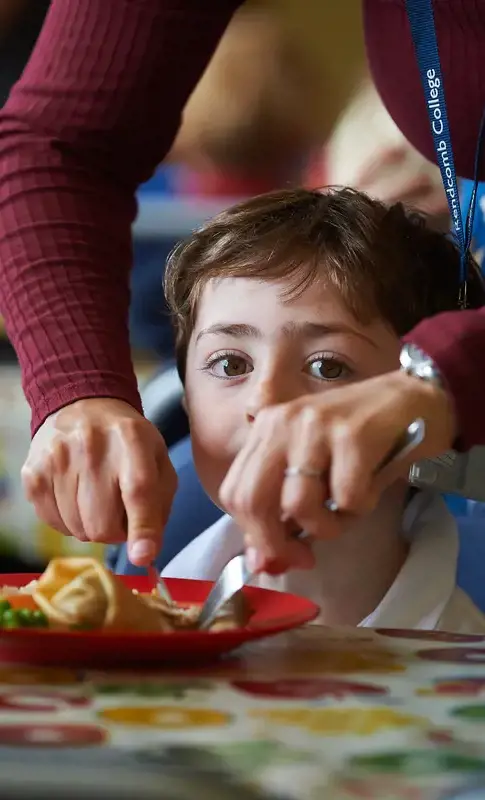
top-left (197, 418), bottom-right (425, 630)
top-left (147, 563), bottom-right (174, 606)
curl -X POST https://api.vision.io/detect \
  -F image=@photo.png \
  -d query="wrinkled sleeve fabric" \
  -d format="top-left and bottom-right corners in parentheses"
top-left (0, 0), bottom-right (240, 434)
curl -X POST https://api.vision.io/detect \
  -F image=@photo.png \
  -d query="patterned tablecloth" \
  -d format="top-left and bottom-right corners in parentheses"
top-left (2, 627), bottom-right (485, 798)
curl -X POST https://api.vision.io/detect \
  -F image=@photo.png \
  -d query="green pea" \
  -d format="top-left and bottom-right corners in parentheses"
top-left (17, 608), bottom-right (34, 626)
top-left (1, 609), bottom-right (21, 628)
top-left (31, 610), bottom-right (48, 628)
top-left (0, 599), bottom-right (11, 615)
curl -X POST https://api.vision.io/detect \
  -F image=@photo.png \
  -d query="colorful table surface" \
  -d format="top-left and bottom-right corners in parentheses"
top-left (2, 626), bottom-right (485, 799)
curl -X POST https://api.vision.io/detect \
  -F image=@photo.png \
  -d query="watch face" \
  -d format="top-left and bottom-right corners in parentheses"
top-left (400, 343), bottom-right (422, 371)
top-left (401, 343), bottom-right (443, 389)
top-left (406, 344), bottom-right (420, 359)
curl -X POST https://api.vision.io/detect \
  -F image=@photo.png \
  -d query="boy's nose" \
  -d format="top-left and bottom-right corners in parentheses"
top-left (245, 377), bottom-right (296, 423)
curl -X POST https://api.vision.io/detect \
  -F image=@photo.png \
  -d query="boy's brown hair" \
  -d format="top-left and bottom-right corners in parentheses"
top-left (164, 187), bottom-right (485, 380)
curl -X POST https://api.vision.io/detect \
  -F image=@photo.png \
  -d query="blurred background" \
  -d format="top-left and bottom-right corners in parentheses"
top-left (0, 0), bottom-right (483, 572)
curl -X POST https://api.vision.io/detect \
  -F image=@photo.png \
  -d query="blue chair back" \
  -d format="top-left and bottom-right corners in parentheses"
top-left (456, 513), bottom-right (485, 612)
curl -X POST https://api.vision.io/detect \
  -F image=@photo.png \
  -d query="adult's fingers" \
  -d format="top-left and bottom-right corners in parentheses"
top-left (22, 464), bottom-right (72, 538)
top-left (219, 418), bottom-right (270, 511)
top-left (21, 398), bottom-right (179, 554)
top-left (246, 532), bottom-right (315, 575)
top-left (120, 438), bottom-right (177, 566)
top-left (76, 472), bottom-right (127, 544)
top-left (328, 391), bottom-right (430, 514)
top-left (334, 372), bottom-right (456, 513)
top-left (221, 407), bottom-right (312, 570)
top-left (54, 470), bottom-right (86, 541)
top-left (220, 409), bottom-right (288, 558)
top-left (47, 427), bottom-right (122, 543)
top-left (280, 407), bottom-right (341, 540)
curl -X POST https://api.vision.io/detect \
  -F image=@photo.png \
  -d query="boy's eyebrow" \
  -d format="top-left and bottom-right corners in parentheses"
top-left (284, 321), bottom-right (377, 347)
top-left (196, 321), bottom-right (377, 346)
top-left (196, 323), bottom-right (261, 342)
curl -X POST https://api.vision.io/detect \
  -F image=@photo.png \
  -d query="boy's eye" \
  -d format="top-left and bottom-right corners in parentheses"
top-left (306, 357), bottom-right (347, 381)
top-left (211, 355), bottom-right (252, 378)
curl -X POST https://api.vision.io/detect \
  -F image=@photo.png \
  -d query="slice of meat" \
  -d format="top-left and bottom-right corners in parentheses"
top-left (139, 589), bottom-right (252, 631)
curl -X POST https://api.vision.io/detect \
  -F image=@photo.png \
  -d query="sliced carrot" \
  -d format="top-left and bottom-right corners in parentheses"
top-left (7, 595), bottom-right (39, 611)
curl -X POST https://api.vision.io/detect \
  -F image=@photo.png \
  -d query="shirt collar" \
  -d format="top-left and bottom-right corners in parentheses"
top-left (360, 491), bottom-right (458, 629)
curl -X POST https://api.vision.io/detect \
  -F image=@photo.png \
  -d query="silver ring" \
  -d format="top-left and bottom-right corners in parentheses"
top-left (284, 466), bottom-right (323, 479)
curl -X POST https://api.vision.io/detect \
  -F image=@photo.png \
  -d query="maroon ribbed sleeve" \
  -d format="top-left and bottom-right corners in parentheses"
top-left (0, 0), bottom-right (240, 435)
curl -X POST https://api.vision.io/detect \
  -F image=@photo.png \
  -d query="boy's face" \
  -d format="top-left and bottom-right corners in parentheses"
top-left (184, 276), bottom-right (401, 506)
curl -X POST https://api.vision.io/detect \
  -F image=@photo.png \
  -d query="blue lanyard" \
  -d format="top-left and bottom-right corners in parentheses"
top-left (405, 0), bottom-right (485, 309)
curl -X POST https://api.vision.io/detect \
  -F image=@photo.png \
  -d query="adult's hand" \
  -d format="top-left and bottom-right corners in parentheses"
top-left (219, 370), bottom-right (456, 574)
top-left (21, 398), bottom-right (177, 566)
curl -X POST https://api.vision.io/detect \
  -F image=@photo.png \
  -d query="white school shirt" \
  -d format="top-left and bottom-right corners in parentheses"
top-left (162, 491), bottom-right (485, 633)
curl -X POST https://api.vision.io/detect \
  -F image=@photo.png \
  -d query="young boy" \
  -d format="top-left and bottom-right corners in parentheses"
top-left (161, 187), bottom-right (485, 633)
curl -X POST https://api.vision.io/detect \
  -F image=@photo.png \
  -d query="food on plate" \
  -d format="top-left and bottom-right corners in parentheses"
top-left (33, 558), bottom-right (170, 633)
top-left (0, 598), bottom-right (48, 629)
top-left (141, 586), bottom-right (250, 632)
top-left (0, 558), bottom-right (250, 634)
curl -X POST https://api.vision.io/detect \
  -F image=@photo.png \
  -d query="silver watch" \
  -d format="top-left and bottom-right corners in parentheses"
top-left (399, 343), bottom-right (443, 388)
top-left (399, 345), bottom-right (474, 495)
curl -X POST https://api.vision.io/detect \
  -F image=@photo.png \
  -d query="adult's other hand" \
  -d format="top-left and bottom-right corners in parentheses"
top-left (219, 370), bottom-right (456, 574)
top-left (21, 398), bottom-right (177, 566)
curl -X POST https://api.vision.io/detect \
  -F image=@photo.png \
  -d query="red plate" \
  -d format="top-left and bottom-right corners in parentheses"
top-left (0, 574), bottom-right (318, 668)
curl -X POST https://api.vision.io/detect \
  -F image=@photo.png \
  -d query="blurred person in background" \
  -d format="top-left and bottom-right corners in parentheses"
top-left (0, 0), bottom-right (49, 107)
top-left (168, 3), bottom-right (322, 198)
top-left (310, 75), bottom-right (449, 230)
top-left (130, 3), bottom-right (323, 359)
